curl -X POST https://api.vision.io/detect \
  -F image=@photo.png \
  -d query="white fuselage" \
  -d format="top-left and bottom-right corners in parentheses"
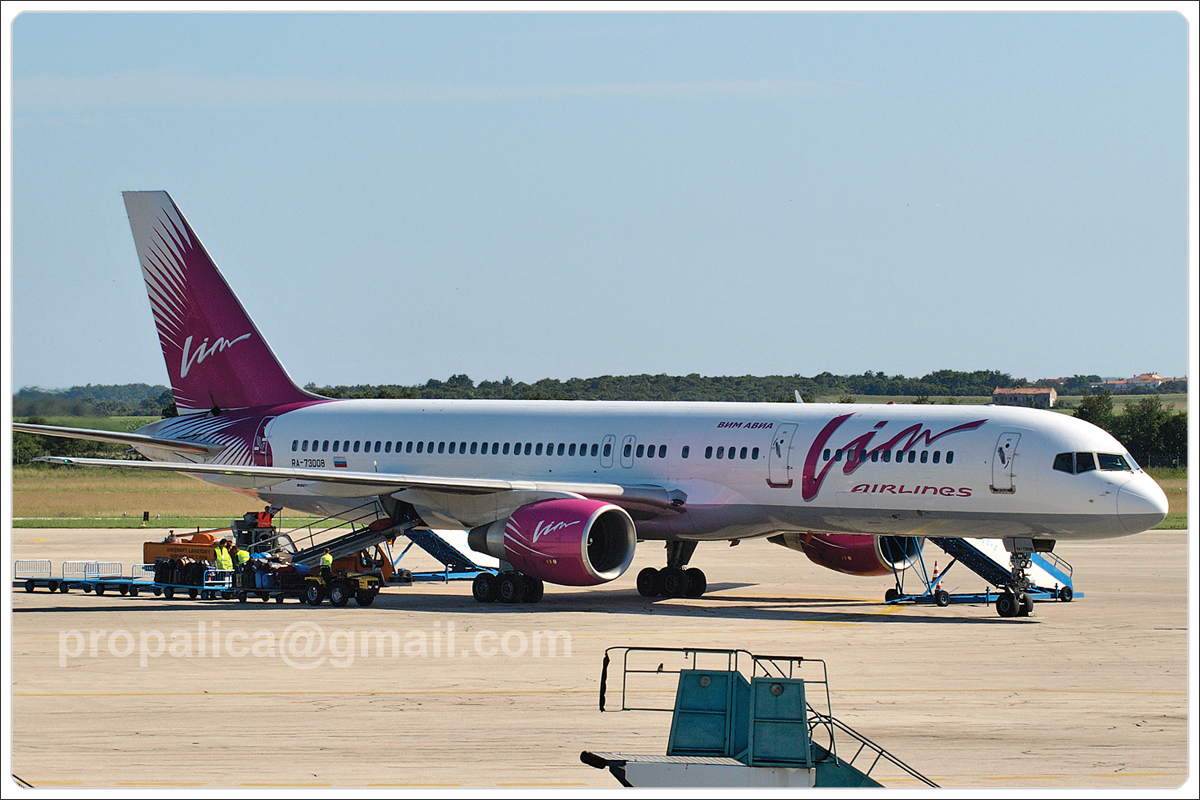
top-left (165, 398), bottom-right (1166, 543)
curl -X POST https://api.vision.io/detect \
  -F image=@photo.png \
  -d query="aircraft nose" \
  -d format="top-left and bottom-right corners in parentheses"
top-left (1117, 478), bottom-right (1169, 534)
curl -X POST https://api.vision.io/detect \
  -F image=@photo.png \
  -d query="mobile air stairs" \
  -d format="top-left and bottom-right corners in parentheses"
top-left (581, 647), bottom-right (937, 789)
top-left (886, 536), bottom-right (1078, 618)
top-left (275, 502), bottom-right (495, 583)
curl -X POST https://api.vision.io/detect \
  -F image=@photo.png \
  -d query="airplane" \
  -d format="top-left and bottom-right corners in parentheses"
top-left (14, 191), bottom-right (1170, 618)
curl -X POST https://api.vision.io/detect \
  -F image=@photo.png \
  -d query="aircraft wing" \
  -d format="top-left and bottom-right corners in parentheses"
top-left (14, 423), bottom-right (223, 457)
top-left (34, 456), bottom-right (687, 518)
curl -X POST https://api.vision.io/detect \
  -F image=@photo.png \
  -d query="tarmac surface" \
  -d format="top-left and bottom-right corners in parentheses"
top-left (7, 526), bottom-right (1195, 791)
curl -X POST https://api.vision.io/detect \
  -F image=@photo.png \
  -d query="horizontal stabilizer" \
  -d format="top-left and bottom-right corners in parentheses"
top-left (14, 423), bottom-right (224, 456)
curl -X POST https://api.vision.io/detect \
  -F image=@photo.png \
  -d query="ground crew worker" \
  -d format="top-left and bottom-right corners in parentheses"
top-left (214, 539), bottom-right (234, 573)
top-left (230, 543), bottom-right (250, 588)
top-left (320, 547), bottom-right (334, 582)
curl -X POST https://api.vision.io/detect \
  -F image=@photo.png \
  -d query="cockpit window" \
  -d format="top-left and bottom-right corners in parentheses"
top-left (1053, 452), bottom-right (1074, 473)
top-left (1098, 453), bottom-right (1133, 471)
top-left (1075, 452), bottom-right (1096, 473)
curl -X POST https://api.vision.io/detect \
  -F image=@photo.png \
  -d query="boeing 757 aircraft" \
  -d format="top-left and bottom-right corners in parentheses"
top-left (15, 192), bottom-right (1169, 617)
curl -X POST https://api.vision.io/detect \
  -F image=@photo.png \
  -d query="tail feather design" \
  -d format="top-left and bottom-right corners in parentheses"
top-left (123, 191), bottom-right (319, 414)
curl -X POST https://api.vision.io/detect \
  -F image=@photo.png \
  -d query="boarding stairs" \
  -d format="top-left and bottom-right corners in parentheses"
top-left (891, 537), bottom-right (1075, 604)
top-left (281, 505), bottom-right (493, 581)
top-left (583, 647), bottom-right (937, 788)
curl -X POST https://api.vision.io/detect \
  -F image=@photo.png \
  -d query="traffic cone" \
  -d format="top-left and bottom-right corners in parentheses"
top-left (933, 561), bottom-right (942, 592)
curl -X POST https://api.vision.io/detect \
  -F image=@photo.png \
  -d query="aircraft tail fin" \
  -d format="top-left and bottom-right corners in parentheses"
top-left (123, 191), bottom-right (319, 414)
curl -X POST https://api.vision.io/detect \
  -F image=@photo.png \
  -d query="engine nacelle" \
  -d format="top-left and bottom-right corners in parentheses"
top-left (768, 532), bottom-right (922, 577)
top-left (467, 498), bottom-right (637, 586)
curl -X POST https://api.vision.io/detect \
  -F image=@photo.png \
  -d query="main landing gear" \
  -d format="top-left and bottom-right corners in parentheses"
top-left (472, 571), bottom-right (545, 604)
top-left (637, 542), bottom-right (707, 599)
top-left (995, 538), bottom-right (1036, 619)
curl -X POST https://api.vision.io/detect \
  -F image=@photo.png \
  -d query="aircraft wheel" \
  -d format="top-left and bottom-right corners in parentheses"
top-left (355, 590), bottom-right (377, 607)
top-left (472, 573), bottom-right (497, 603)
top-left (661, 567), bottom-right (688, 598)
top-left (996, 591), bottom-right (1017, 618)
top-left (934, 590), bottom-right (950, 607)
top-left (885, 588), bottom-right (900, 602)
top-left (636, 567), bottom-right (662, 598)
top-left (521, 576), bottom-right (544, 603)
top-left (1017, 592), bottom-right (1033, 617)
top-left (684, 568), bottom-right (707, 598)
top-left (1059, 586), bottom-right (1073, 602)
top-left (305, 583), bottom-right (324, 606)
top-left (330, 581), bottom-right (351, 607)
top-left (498, 572), bottom-right (526, 604)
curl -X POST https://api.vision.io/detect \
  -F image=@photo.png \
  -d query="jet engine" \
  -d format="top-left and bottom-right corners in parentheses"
top-left (767, 532), bottom-right (921, 577)
top-left (468, 498), bottom-right (637, 586)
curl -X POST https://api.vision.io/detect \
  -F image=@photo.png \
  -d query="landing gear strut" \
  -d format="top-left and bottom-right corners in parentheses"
top-left (996, 538), bottom-right (1036, 618)
top-left (637, 542), bottom-right (707, 599)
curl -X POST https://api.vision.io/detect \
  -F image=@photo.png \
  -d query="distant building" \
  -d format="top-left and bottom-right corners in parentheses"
top-left (992, 387), bottom-right (1057, 409)
top-left (1090, 373), bottom-right (1179, 391)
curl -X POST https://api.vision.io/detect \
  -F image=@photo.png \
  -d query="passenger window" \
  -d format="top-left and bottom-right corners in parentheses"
top-left (1053, 452), bottom-right (1074, 474)
top-left (385, 442), bottom-right (392, 453)
top-left (406, 442), bottom-right (413, 453)
top-left (751, 447), bottom-right (759, 459)
top-left (449, 442), bottom-right (457, 454)
top-left (536, 443), bottom-right (544, 456)
top-left (568, 443), bottom-right (576, 456)
top-left (557, 443), bottom-right (565, 456)
top-left (740, 447), bottom-right (748, 459)
top-left (302, 440), bottom-right (309, 452)
top-left (882, 450), bottom-right (891, 463)
top-left (871, 450), bottom-right (879, 462)
top-left (624, 444), bottom-right (632, 458)
top-left (492, 443), bottom-right (500, 455)
top-left (503, 443), bottom-right (511, 455)
top-left (1076, 452), bottom-right (1096, 473)
top-left (601, 443), bottom-right (609, 458)
top-left (705, 446), bottom-right (713, 459)
top-left (682, 446), bottom-right (690, 458)
top-left (636, 444), bottom-right (644, 458)
top-left (524, 443), bottom-right (532, 455)
top-left (932, 451), bottom-right (939, 464)
top-left (946, 451), bottom-right (954, 465)
top-left (323, 441), bottom-right (330, 452)
top-left (292, 440), bottom-right (298, 451)
top-left (659, 445), bottom-right (667, 458)
top-left (417, 442), bottom-right (424, 453)
top-left (834, 450), bottom-right (842, 462)
top-left (352, 441), bottom-right (359, 453)
top-left (823, 448), bottom-right (831, 461)
top-left (920, 451), bottom-right (928, 464)
top-left (908, 451), bottom-right (917, 463)
top-left (717, 446), bottom-right (725, 459)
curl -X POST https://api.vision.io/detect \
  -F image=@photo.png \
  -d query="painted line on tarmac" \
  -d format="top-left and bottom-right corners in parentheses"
top-left (14, 688), bottom-right (599, 697)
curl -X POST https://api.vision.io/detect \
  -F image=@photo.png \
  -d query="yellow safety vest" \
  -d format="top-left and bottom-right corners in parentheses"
top-left (214, 548), bottom-right (233, 570)
top-left (235, 550), bottom-right (250, 565)
top-left (320, 553), bottom-right (333, 569)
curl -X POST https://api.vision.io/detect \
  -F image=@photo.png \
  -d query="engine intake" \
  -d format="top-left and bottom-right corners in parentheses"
top-left (768, 532), bottom-right (921, 577)
top-left (468, 498), bottom-right (637, 586)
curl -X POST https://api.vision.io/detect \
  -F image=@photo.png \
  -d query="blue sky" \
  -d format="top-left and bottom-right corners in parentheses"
top-left (5, 8), bottom-right (1195, 392)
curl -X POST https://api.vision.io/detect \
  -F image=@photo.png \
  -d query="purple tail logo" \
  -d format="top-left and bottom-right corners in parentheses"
top-left (124, 191), bottom-right (320, 414)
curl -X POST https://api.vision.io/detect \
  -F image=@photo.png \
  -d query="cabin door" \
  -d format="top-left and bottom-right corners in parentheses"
top-left (991, 432), bottom-right (1020, 493)
top-left (767, 423), bottom-right (798, 488)
top-left (252, 417), bottom-right (275, 467)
